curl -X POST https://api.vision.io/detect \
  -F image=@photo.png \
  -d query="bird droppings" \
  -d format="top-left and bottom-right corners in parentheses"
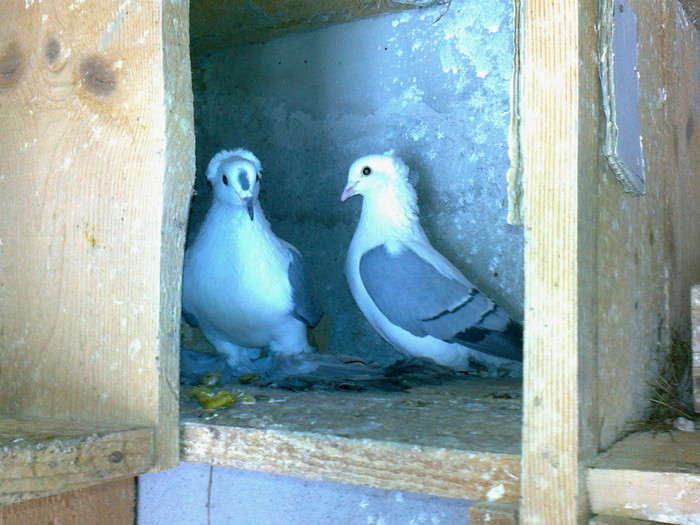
top-left (181, 376), bottom-right (521, 453)
top-left (188, 386), bottom-right (256, 410)
top-left (485, 483), bottom-right (505, 501)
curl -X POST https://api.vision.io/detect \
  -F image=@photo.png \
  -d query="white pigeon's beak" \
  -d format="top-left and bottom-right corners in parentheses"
top-left (242, 197), bottom-right (254, 220)
top-left (341, 182), bottom-right (358, 202)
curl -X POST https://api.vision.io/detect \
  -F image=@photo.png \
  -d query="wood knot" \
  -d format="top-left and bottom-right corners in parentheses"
top-left (80, 55), bottom-right (117, 98)
top-left (109, 451), bottom-right (124, 463)
top-left (0, 42), bottom-right (24, 89)
top-left (44, 36), bottom-right (70, 72)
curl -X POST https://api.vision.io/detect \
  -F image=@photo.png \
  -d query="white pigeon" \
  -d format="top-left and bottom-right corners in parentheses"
top-left (341, 151), bottom-right (522, 376)
top-left (181, 148), bottom-right (323, 379)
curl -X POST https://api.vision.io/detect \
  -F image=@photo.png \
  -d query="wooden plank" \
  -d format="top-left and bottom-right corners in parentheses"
top-left (694, 285), bottom-right (700, 412)
top-left (182, 424), bottom-right (520, 502)
top-left (587, 431), bottom-right (700, 524)
top-left (0, 0), bottom-right (194, 477)
top-left (189, 0), bottom-right (418, 53)
top-left (592, 0), bottom-right (700, 448)
top-left (519, 0), bottom-right (601, 521)
top-left (180, 378), bottom-right (521, 501)
top-left (0, 416), bottom-right (152, 504)
top-left (180, 378), bottom-right (522, 454)
top-left (469, 502), bottom-right (519, 525)
top-left (659, 0), bottom-right (700, 399)
top-left (159, 0), bottom-right (196, 470)
top-left (521, 0), bottom-right (700, 519)
top-left (0, 477), bottom-right (135, 525)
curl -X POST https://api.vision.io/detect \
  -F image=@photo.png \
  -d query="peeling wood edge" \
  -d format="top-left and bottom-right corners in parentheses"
top-left (589, 515), bottom-right (662, 524)
top-left (0, 425), bottom-right (153, 504)
top-left (506, 0), bottom-right (524, 226)
top-left (180, 422), bottom-right (521, 501)
top-left (586, 467), bottom-right (700, 522)
top-left (598, 0), bottom-right (646, 195)
top-left (156, 0), bottom-right (196, 471)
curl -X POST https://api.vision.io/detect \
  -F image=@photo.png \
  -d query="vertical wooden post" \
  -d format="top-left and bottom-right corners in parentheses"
top-left (0, 0), bottom-right (193, 471)
top-left (521, 0), bottom-right (602, 522)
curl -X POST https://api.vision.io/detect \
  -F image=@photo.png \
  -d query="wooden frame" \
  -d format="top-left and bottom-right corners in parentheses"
top-left (1, 0), bottom-right (699, 522)
top-left (520, 0), bottom-right (700, 523)
top-left (0, 0), bottom-right (193, 503)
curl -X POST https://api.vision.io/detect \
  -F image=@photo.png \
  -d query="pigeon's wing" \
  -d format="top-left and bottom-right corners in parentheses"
top-left (287, 246), bottom-right (323, 328)
top-left (359, 244), bottom-right (522, 362)
top-left (181, 306), bottom-right (199, 329)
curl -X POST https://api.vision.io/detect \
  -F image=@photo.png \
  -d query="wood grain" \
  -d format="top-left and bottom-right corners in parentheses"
top-left (180, 377), bottom-right (521, 500)
top-left (0, 416), bottom-right (151, 504)
top-left (0, 0), bottom-right (194, 488)
top-left (469, 501), bottom-right (519, 525)
top-left (158, 0), bottom-right (196, 471)
top-left (587, 431), bottom-right (700, 524)
top-left (0, 477), bottom-right (135, 525)
top-left (520, 0), bottom-right (602, 521)
top-left (182, 423), bottom-right (520, 501)
top-left (521, 0), bottom-right (700, 521)
top-left (594, 0), bottom-right (700, 450)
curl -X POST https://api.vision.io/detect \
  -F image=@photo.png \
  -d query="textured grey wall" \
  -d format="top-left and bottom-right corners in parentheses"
top-left (189, 0), bottom-right (522, 365)
top-left (138, 462), bottom-right (473, 524)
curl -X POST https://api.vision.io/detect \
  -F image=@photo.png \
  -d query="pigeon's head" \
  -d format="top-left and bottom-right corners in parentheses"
top-left (206, 149), bottom-right (262, 220)
top-left (341, 151), bottom-right (412, 204)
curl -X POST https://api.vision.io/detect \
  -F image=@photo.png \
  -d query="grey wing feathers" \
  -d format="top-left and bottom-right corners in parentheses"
top-left (181, 307), bottom-right (199, 329)
top-left (359, 244), bottom-right (522, 362)
top-left (287, 248), bottom-right (323, 328)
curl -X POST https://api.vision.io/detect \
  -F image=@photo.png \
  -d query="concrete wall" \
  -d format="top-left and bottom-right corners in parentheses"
top-left (187, 0), bottom-right (521, 365)
top-left (137, 462), bottom-right (472, 524)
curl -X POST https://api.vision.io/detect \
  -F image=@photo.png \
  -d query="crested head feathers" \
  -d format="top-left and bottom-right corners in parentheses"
top-left (206, 148), bottom-right (262, 182)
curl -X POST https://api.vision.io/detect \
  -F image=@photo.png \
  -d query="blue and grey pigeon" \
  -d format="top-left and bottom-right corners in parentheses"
top-left (341, 151), bottom-right (522, 376)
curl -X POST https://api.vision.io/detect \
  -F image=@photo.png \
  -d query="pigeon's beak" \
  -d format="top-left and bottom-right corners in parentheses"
top-left (242, 197), bottom-right (254, 220)
top-left (341, 182), bottom-right (358, 203)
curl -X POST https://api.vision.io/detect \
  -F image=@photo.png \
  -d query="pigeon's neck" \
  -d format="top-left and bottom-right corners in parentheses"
top-left (359, 188), bottom-right (420, 244)
top-left (207, 200), bottom-right (271, 235)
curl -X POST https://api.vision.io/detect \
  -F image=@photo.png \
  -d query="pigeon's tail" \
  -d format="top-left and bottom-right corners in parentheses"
top-left (265, 353), bottom-right (406, 391)
top-left (453, 319), bottom-right (523, 366)
top-left (181, 347), bottom-right (235, 385)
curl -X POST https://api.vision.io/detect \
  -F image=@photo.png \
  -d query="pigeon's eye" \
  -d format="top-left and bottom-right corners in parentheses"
top-left (362, 166), bottom-right (372, 176)
top-left (222, 175), bottom-right (229, 186)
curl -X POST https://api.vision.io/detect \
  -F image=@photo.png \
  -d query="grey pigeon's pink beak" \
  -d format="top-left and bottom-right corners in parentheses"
top-left (341, 183), bottom-right (357, 202)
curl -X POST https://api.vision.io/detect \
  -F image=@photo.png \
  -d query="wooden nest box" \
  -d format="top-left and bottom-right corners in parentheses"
top-left (1, 0), bottom-right (699, 523)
